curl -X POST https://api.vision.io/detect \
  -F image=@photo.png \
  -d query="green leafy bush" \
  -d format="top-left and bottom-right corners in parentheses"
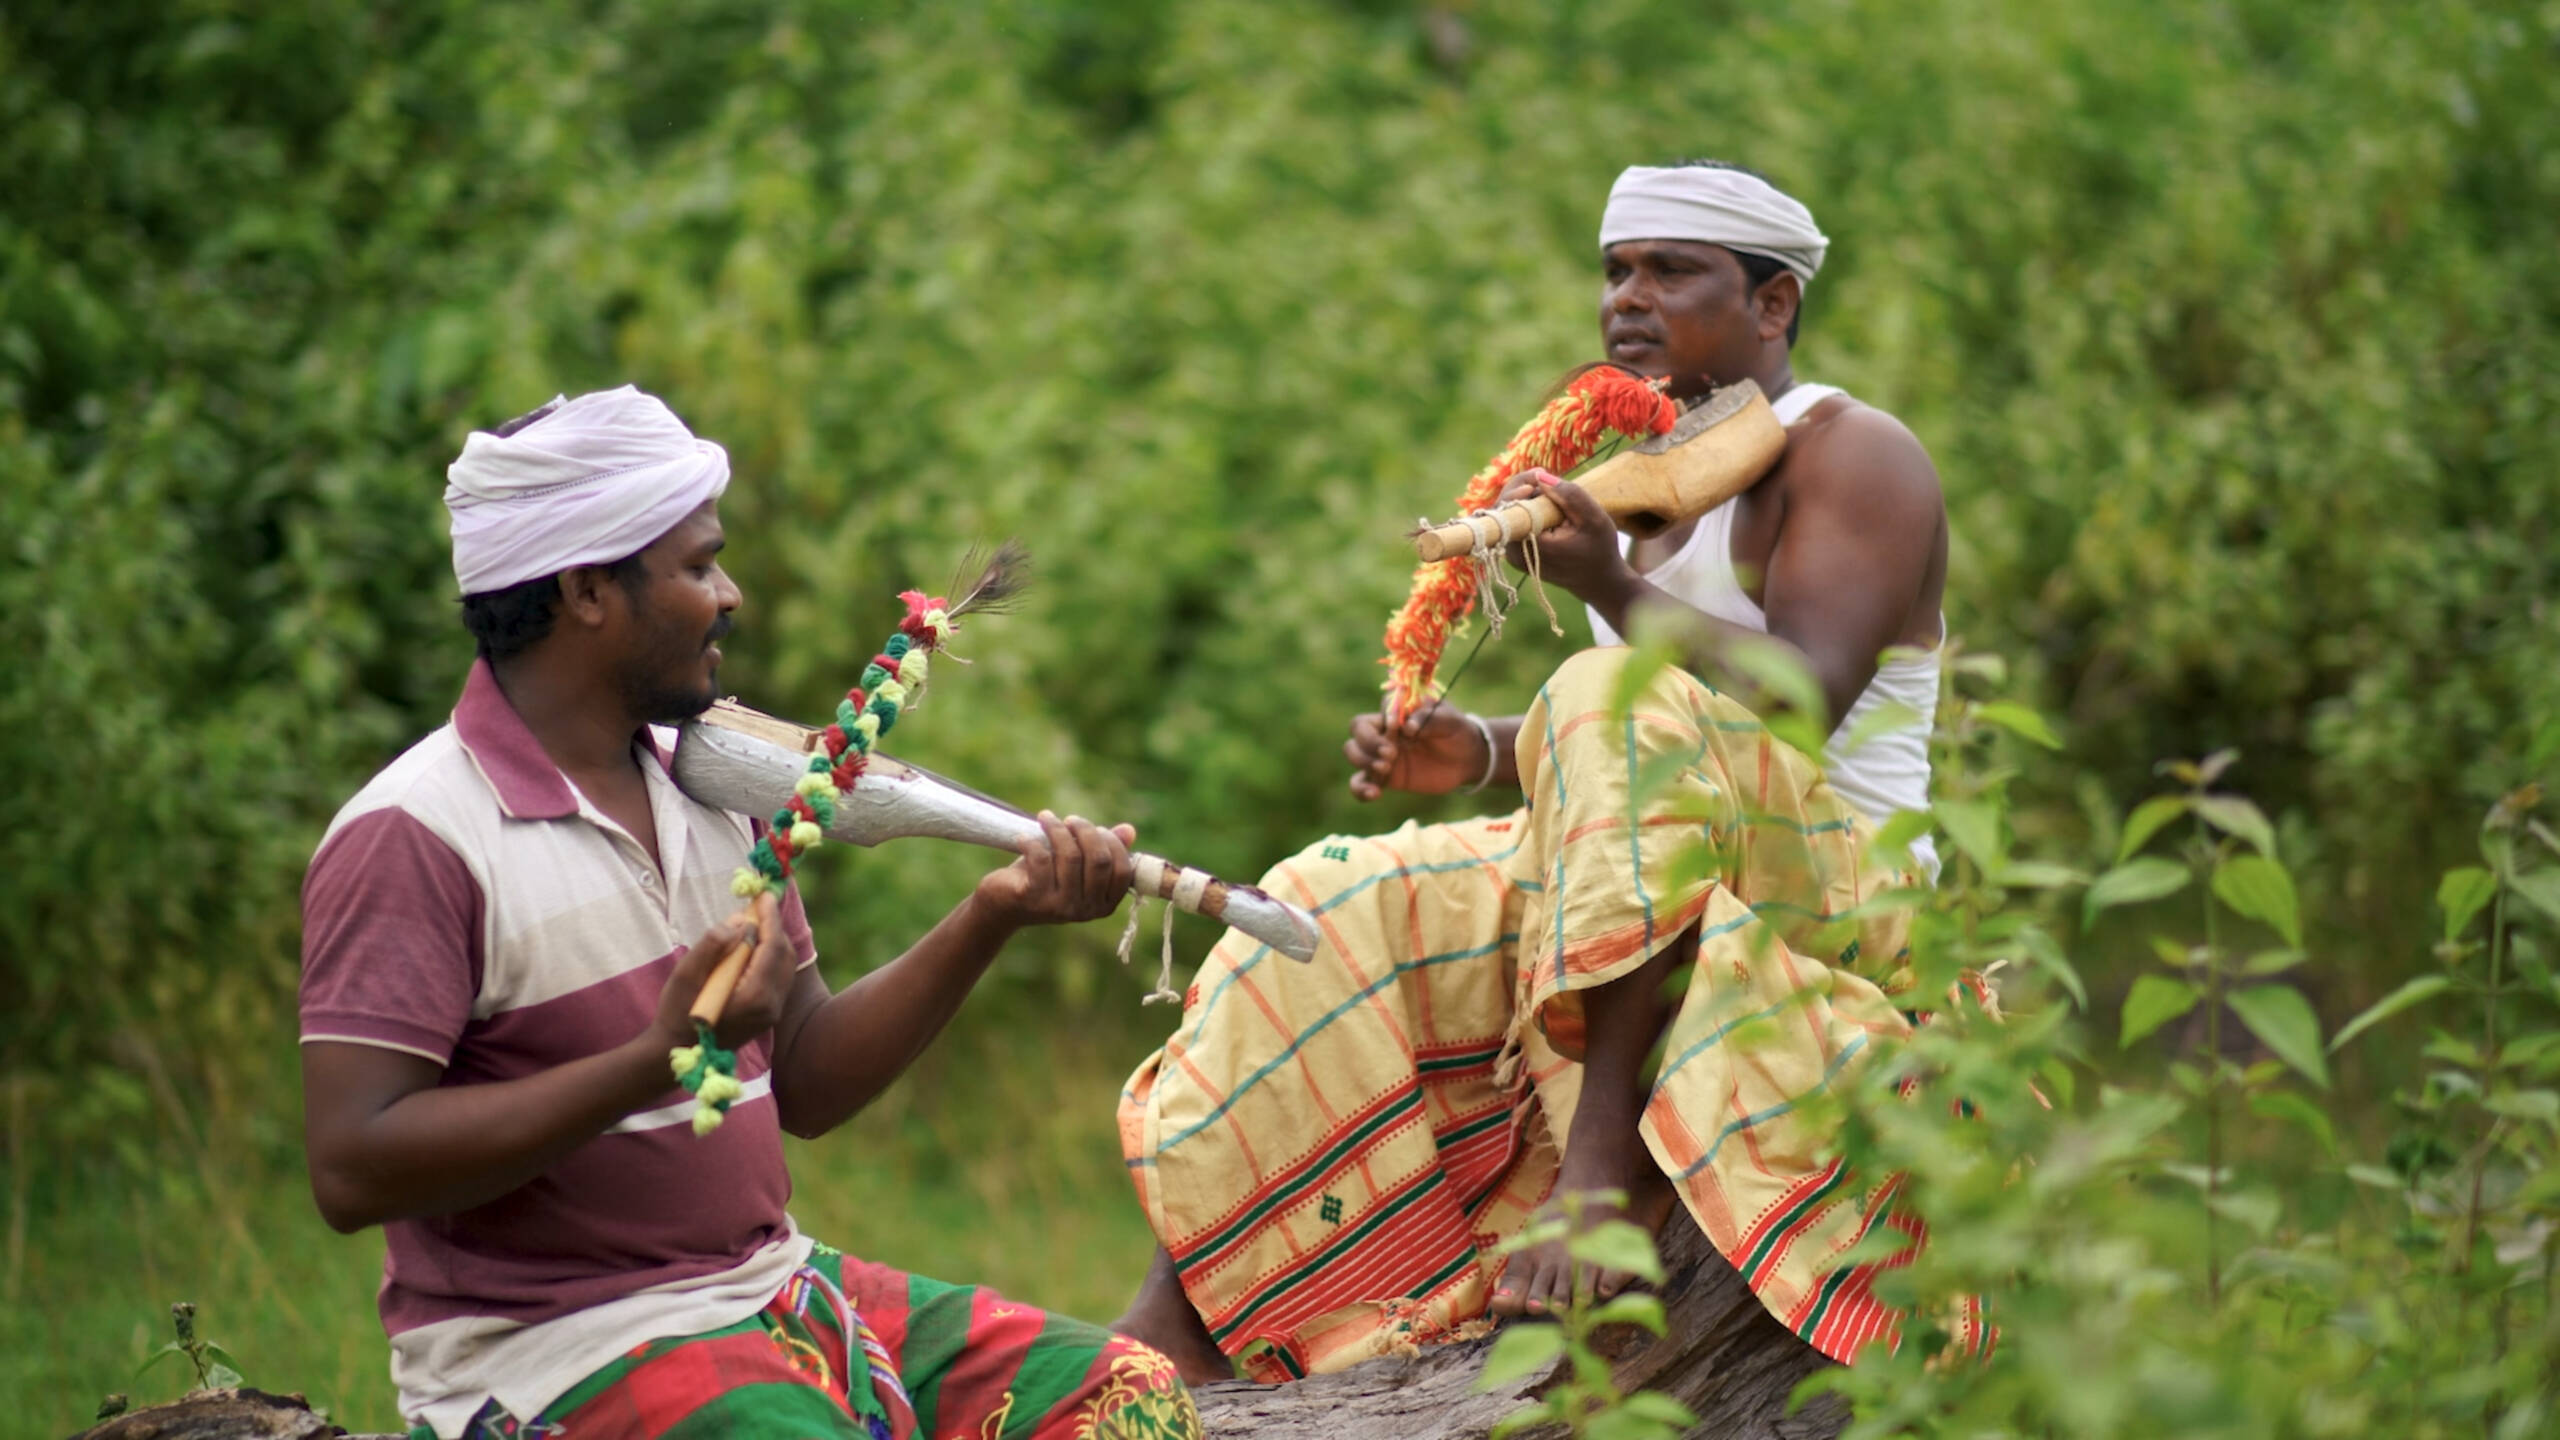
top-left (4, 12), bottom-right (2556, 1428)
top-left (1806, 673), bottom-right (2560, 1437)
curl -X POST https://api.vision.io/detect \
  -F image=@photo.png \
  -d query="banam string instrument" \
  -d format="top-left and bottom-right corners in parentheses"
top-left (659, 543), bottom-right (1320, 1137)
top-left (1380, 366), bottom-right (1788, 722)
top-left (671, 700), bottom-right (1322, 969)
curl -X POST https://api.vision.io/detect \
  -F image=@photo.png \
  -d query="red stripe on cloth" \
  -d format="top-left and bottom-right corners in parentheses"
top-left (940, 1286), bottom-right (1053, 1428)
top-left (569, 1324), bottom-right (840, 1435)
top-left (1176, 1086), bottom-right (1428, 1271)
top-left (1227, 1191), bottom-right (1475, 1343)
top-left (1787, 1186), bottom-right (1921, 1364)
top-left (1432, 1117), bottom-right (1517, 1206)
top-left (1209, 1165), bottom-right (1466, 1340)
top-left (1735, 1157), bottom-right (1847, 1285)
top-left (837, 1252), bottom-right (915, 1356)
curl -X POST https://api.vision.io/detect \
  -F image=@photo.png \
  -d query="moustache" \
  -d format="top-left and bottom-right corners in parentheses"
top-left (705, 615), bottom-right (735, 649)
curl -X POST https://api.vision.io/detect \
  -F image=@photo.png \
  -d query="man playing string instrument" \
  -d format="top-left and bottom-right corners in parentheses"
top-left (1114, 161), bottom-right (1968, 1383)
top-left (299, 387), bottom-right (1202, 1438)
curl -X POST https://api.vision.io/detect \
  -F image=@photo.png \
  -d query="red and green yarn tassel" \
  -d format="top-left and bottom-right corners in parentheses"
top-left (727, 592), bottom-right (953, 904)
top-left (681, 590), bottom-right (959, 1135)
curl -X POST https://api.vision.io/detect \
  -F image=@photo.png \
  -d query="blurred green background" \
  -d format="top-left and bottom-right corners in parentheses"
top-left (3, 0), bottom-right (2553, 1432)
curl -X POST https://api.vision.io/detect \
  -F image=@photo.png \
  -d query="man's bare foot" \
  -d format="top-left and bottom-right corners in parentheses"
top-left (1489, 1135), bottom-right (1678, 1319)
top-left (1112, 1245), bottom-right (1238, 1386)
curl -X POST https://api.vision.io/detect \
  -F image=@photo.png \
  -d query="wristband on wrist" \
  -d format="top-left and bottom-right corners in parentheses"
top-left (1463, 712), bottom-right (1500, 794)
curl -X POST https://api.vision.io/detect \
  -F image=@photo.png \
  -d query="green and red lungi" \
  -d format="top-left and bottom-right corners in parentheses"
top-left (418, 1242), bottom-right (1200, 1440)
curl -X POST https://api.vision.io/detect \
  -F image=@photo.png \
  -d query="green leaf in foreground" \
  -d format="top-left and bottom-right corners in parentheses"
top-left (1620, 1392), bottom-right (1700, 1425)
top-left (1491, 1402), bottom-right (1560, 1440)
top-left (1935, 798), bottom-right (2003, 871)
top-left (2212, 854), bottom-right (2302, 947)
top-left (2329, 974), bottom-right (2454, 1053)
top-left (1588, 1292), bottom-right (1668, 1335)
top-left (2485, 1089), bottom-right (2560, 1124)
top-left (2227, 983), bottom-right (2329, 1088)
top-left (1476, 1322), bottom-right (1565, 1387)
top-left (1568, 1219), bottom-right (1666, 1283)
top-left (2248, 1088), bottom-right (2339, 1156)
top-left (1868, 808), bottom-right (1934, 872)
top-left (2436, 866), bottom-right (2498, 940)
top-left (2121, 974), bottom-right (2202, 1047)
top-left (2116, 794), bottom-right (2190, 864)
top-left (1835, 698), bottom-right (1924, 758)
top-left (2507, 869), bottom-right (2560, 927)
top-left (1974, 700), bottom-right (2063, 749)
top-left (2192, 794), bottom-right (2278, 857)
top-left (2085, 857), bottom-right (2191, 928)
top-left (1991, 860), bottom-right (2088, 890)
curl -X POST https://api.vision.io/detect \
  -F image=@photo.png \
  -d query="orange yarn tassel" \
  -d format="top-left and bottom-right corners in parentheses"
top-left (1380, 366), bottom-right (1678, 720)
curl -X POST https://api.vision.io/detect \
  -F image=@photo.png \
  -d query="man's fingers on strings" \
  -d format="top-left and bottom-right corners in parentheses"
top-left (1069, 814), bottom-right (1116, 910)
top-left (1108, 824), bottom-right (1136, 899)
top-left (1349, 711), bottom-right (1393, 758)
top-left (1012, 814), bottom-right (1053, 875)
top-left (1036, 810), bottom-right (1076, 894)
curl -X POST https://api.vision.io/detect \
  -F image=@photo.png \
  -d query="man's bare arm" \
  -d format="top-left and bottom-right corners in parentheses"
top-left (1500, 413), bottom-right (1942, 729)
top-left (1752, 409), bottom-right (1945, 726)
top-left (300, 914), bottom-right (794, 1232)
top-left (768, 813), bottom-right (1133, 1138)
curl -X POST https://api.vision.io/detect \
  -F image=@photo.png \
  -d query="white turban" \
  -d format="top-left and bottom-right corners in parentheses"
top-left (1598, 165), bottom-right (1829, 285)
top-left (444, 385), bottom-right (731, 595)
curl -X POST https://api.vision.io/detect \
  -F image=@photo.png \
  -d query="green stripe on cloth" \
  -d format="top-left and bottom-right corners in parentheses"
top-left (1741, 1162), bottom-right (1852, 1281)
top-left (1177, 1085), bottom-right (1426, 1264)
top-left (1416, 1042), bottom-right (1506, 1074)
top-left (659, 1380), bottom-right (877, 1440)
top-left (897, 1270), bottom-right (976, 1438)
top-left (1794, 1243), bottom-right (1863, 1341)
top-left (1432, 1107), bottom-right (1510, 1150)
top-left (1207, 1168), bottom-right (1453, 1344)
top-left (996, 1313), bottom-right (1108, 1440)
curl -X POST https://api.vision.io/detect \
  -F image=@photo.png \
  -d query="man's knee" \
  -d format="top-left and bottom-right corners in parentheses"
top-left (1545, 645), bottom-right (1701, 713)
top-left (1545, 644), bottom-right (1631, 708)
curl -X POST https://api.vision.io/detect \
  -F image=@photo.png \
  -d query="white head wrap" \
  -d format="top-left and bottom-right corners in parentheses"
top-left (1598, 165), bottom-right (1829, 285)
top-left (444, 385), bottom-right (731, 595)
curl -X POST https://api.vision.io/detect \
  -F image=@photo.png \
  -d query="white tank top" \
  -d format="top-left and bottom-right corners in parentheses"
top-left (1586, 382), bottom-right (1941, 876)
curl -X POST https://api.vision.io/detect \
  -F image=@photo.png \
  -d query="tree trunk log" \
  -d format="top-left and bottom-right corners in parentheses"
top-left (68, 1388), bottom-right (357, 1440)
top-left (70, 1218), bottom-right (1841, 1440)
top-left (1192, 1213), bottom-right (1845, 1440)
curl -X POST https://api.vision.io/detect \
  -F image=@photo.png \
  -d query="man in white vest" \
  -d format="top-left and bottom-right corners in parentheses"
top-left (1115, 161), bottom-right (1966, 1384)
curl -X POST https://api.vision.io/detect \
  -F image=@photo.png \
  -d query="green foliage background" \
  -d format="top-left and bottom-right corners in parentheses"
top-left (3, 0), bottom-right (2553, 1431)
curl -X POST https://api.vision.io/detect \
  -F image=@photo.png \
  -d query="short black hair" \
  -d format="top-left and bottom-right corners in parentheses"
top-left (456, 399), bottom-right (649, 661)
top-left (1671, 158), bottom-right (1803, 347)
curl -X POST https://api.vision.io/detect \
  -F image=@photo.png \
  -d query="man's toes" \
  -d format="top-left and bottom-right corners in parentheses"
top-left (1594, 1265), bottom-right (1634, 1300)
top-left (1524, 1258), bottom-right (1571, 1315)
top-left (1490, 1258), bottom-right (1533, 1318)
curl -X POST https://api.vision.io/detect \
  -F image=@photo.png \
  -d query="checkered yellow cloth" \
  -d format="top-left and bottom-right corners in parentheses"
top-left (1119, 648), bottom-right (1983, 1380)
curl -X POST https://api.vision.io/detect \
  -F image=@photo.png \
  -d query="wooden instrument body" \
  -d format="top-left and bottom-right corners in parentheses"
top-left (1413, 380), bottom-right (1788, 562)
top-left (670, 702), bottom-right (1322, 962)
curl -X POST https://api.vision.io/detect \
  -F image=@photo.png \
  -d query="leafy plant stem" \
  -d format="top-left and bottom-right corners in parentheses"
top-left (2460, 886), bottom-right (2508, 1276)
top-left (2200, 823), bottom-right (2225, 1310)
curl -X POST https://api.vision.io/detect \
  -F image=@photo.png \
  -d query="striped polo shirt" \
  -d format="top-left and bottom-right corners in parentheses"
top-left (299, 658), bottom-right (818, 1434)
